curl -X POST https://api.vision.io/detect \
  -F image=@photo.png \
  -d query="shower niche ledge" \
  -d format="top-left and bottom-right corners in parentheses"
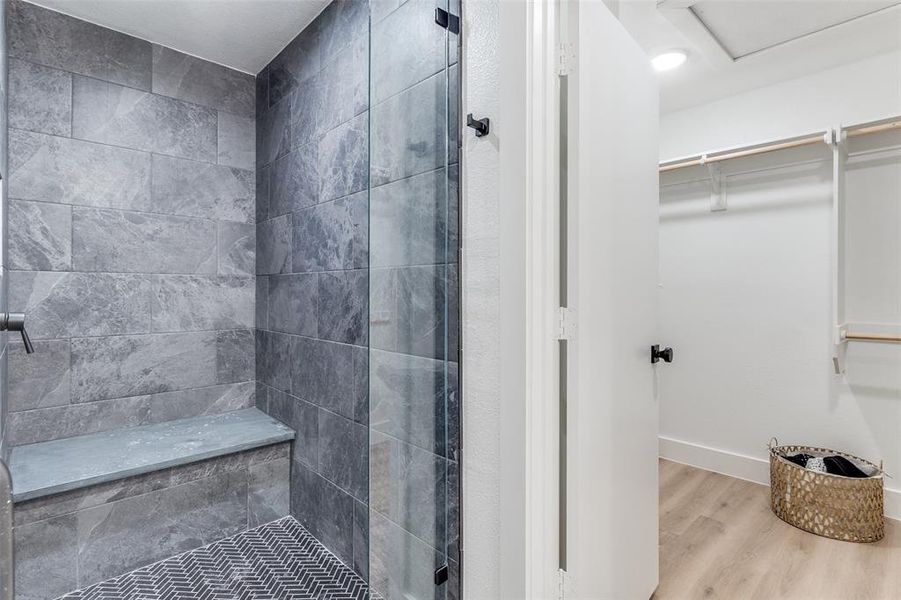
top-left (9, 408), bottom-right (294, 502)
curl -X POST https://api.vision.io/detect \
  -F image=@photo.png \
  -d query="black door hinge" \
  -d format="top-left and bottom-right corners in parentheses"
top-left (435, 7), bottom-right (460, 34)
top-left (434, 563), bottom-right (449, 585)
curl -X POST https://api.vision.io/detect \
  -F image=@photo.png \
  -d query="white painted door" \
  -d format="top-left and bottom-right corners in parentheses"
top-left (565, 2), bottom-right (660, 599)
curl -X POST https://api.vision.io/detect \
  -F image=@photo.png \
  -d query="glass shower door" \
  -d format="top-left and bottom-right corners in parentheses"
top-left (368, 0), bottom-right (459, 598)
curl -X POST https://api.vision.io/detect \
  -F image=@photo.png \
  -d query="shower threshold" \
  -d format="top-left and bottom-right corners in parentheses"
top-left (58, 517), bottom-right (371, 600)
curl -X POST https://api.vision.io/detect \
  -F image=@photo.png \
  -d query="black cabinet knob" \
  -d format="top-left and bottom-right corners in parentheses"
top-left (651, 345), bottom-right (674, 364)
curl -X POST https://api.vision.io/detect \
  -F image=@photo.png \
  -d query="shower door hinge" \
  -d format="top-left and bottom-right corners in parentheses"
top-left (558, 43), bottom-right (575, 76)
top-left (435, 7), bottom-right (460, 34)
top-left (434, 563), bottom-right (449, 585)
top-left (557, 307), bottom-right (576, 340)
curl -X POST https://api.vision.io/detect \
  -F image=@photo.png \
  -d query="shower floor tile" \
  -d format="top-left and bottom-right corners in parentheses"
top-left (59, 517), bottom-right (370, 600)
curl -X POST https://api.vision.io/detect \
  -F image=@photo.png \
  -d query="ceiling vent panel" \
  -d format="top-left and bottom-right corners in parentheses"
top-left (690, 0), bottom-right (901, 59)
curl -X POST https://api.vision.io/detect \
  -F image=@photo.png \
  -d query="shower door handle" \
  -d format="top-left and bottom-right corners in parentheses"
top-left (0, 313), bottom-right (34, 354)
top-left (0, 458), bottom-right (12, 600)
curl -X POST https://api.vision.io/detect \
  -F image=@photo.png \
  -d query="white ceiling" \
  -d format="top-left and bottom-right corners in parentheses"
top-left (618, 0), bottom-right (901, 113)
top-left (27, 0), bottom-right (331, 74)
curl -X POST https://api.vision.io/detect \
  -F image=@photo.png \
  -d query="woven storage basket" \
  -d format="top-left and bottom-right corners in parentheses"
top-left (769, 439), bottom-right (884, 543)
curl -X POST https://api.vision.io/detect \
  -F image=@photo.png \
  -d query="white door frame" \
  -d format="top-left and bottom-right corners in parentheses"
top-left (461, 0), bottom-right (563, 597)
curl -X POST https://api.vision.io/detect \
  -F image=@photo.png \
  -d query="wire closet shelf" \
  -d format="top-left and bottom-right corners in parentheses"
top-left (657, 115), bottom-right (901, 353)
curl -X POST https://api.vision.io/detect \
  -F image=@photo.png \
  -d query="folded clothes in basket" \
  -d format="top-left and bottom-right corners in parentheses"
top-left (784, 453), bottom-right (870, 478)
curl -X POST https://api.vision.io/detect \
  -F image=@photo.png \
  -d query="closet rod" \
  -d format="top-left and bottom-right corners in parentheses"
top-left (842, 332), bottom-right (901, 344)
top-left (659, 117), bottom-right (901, 173)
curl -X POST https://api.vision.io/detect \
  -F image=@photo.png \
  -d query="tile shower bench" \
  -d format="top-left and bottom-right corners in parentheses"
top-left (10, 408), bottom-right (295, 598)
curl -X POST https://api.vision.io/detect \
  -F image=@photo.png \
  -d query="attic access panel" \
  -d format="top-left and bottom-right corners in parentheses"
top-left (690, 0), bottom-right (901, 59)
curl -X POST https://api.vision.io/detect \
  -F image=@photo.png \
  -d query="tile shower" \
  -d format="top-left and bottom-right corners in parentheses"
top-left (1, 0), bottom-right (460, 598)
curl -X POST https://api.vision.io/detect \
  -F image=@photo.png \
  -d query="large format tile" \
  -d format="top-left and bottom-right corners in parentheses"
top-left (370, 349), bottom-right (447, 456)
top-left (14, 514), bottom-right (78, 600)
top-left (319, 112), bottom-right (368, 203)
top-left (216, 329), bottom-right (256, 384)
top-left (218, 111), bottom-right (255, 170)
top-left (267, 388), bottom-right (318, 470)
top-left (317, 0), bottom-right (368, 65)
top-left (371, 265), bottom-right (448, 359)
top-left (255, 276), bottom-right (269, 328)
top-left (290, 336), bottom-right (355, 420)
top-left (371, 72), bottom-right (446, 186)
top-left (72, 76), bottom-right (217, 162)
top-left (72, 207), bottom-right (217, 274)
top-left (8, 338), bottom-right (70, 411)
top-left (370, 431), bottom-right (446, 549)
top-left (151, 275), bottom-right (254, 332)
top-left (318, 409), bottom-right (367, 502)
top-left (152, 44), bottom-right (254, 116)
top-left (9, 58), bottom-right (72, 136)
top-left (370, 168), bottom-right (448, 267)
top-left (218, 221), bottom-right (255, 276)
top-left (290, 460), bottom-right (355, 568)
top-left (269, 142), bottom-right (318, 217)
top-left (320, 34), bottom-right (368, 134)
top-left (353, 499), bottom-right (369, 580)
top-left (256, 214), bottom-right (292, 274)
top-left (268, 273), bottom-right (317, 336)
top-left (255, 330), bottom-right (292, 393)
top-left (369, 509), bottom-right (445, 600)
top-left (268, 24), bottom-right (320, 107)
top-left (249, 457), bottom-right (290, 527)
top-left (318, 270), bottom-right (368, 345)
top-left (151, 154), bottom-right (254, 223)
top-left (7, 382), bottom-right (255, 446)
top-left (255, 66), bottom-right (269, 118)
top-left (8, 199), bottom-right (72, 271)
top-left (289, 72), bottom-right (325, 149)
top-left (75, 470), bottom-right (248, 586)
top-left (69, 331), bottom-right (244, 402)
top-left (9, 129), bottom-right (151, 210)
top-left (256, 94), bottom-right (293, 168)
top-left (9, 271), bottom-right (151, 339)
top-left (8, 0), bottom-right (152, 90)
top-left (371, 0), bottom-right (446, 105)
top-left (256, 165), bottom-right (271, 223)
top-left (292, 193), bottom-right (366, 273)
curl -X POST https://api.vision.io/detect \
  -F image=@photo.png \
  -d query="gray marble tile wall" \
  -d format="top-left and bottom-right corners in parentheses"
top-left (4, 0), bottom-right (257, 447)
top-left (1, 0), bottom-right (10, 460)
top-left (13, 443), bottom-right (290, 599)
top-left (367, 0), bottom-right (460, 598)
top-left (254, 0), bottom-right (371, 579)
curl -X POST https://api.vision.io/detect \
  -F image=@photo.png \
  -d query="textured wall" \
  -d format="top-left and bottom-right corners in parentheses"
top-left (14, 442), bottom-right (289, 598)
top-left (254, 0), bottom-right (370, 577)
top-left (5, 0), bottom-right (257, 447)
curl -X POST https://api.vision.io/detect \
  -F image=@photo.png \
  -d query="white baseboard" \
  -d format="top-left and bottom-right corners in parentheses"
top-left (659, 435), bottom-right (901, 521)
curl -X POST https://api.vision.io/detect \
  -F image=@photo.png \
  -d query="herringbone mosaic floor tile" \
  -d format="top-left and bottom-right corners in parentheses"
top-left (59, 517), bottom-right (371, 600)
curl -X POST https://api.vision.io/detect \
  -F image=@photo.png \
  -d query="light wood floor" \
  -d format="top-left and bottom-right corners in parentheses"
top-left (655, 459), bottom-right (901, 600)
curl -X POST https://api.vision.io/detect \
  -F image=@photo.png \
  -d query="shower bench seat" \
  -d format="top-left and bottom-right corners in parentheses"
top-left (9, 407), bottom-right (294, 502)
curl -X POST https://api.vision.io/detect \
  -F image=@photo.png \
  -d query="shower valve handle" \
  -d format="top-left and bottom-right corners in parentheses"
top-left (1, 313), bottom-right (34, 354)
top-left (651, 344), bottom-right (673, 364)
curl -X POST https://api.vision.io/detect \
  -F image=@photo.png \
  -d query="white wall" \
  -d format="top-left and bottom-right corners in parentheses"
top-left (661, 51), bottom-right (901, 160)
top-left (658, 52), bottom-right (901, 516)
top-left (462, 0), bottom-right (529, 597)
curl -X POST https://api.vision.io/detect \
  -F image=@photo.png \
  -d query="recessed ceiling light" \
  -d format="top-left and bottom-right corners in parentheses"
top-left (652, 50), bottom-right (687, 72)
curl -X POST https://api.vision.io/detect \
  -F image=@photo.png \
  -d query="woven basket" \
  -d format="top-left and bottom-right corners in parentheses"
top-left (768, 439), bottom-right (884, 543)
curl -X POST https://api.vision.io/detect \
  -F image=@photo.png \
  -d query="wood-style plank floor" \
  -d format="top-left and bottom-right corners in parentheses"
top-left (655, 459), bottom-right (901, 600)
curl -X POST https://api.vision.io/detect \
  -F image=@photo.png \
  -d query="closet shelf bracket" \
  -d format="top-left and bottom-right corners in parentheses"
top-left (700, 155), bottom-right (726, 212)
